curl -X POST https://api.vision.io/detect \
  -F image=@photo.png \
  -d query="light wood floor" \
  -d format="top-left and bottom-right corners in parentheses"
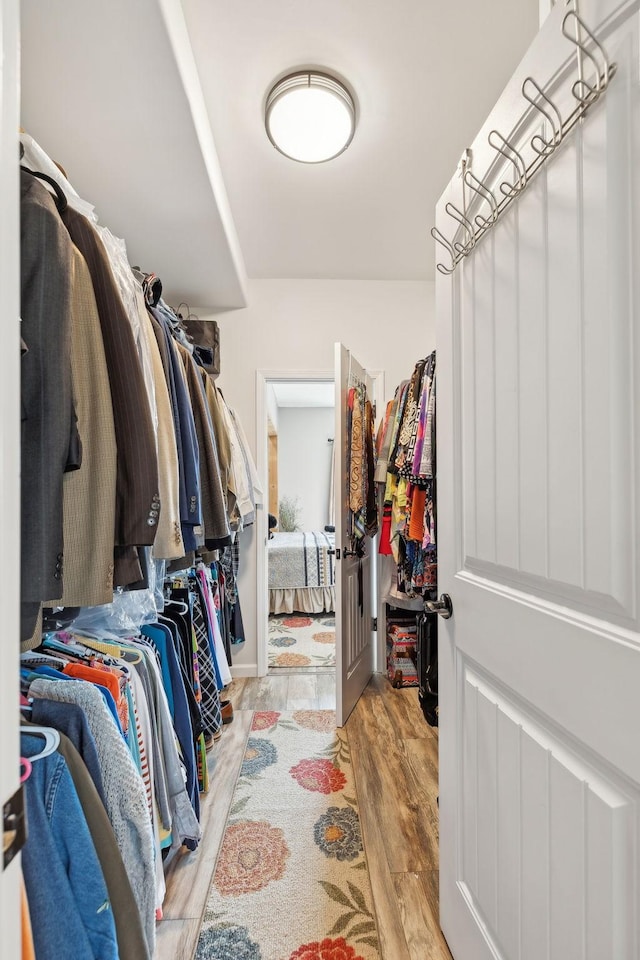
top-left (156, 672), bottom-right (452, 960)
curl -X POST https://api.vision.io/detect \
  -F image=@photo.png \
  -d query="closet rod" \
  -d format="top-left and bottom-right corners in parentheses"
top-left (431, 9), bottom-right (616, 276)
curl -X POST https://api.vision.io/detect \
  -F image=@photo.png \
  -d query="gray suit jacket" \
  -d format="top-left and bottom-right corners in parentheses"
top-left (20, 171), bottom-right (77, 640)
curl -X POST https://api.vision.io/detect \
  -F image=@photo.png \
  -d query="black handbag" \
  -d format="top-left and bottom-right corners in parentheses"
top-left (417, 612), bottom-right (438, 726)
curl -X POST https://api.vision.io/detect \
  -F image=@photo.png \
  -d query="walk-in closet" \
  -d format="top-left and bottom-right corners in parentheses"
top-left (2, 1), bottom-right (639, 959)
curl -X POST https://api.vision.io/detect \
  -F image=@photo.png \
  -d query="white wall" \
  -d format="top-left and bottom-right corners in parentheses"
top-left (278, 406), bottom-right (334, 532)
top-left (212, 277), bottom-right (435, 675)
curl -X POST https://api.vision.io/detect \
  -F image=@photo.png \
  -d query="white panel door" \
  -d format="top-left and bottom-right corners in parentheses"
top-left (0, 0), bottom-right (23, 954)
top-left (436, 2), bottom-right (640, 959)
top-left (334, 343), bottom-right (375, 727)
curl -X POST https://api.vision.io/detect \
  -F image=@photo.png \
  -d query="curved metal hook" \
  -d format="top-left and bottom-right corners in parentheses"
top-left (488, 129), bottom-right (527, 198)
top-left (444, 202), bottom-right (475, 255)
top-left (562, 10), bottom-right (614, 105)
top-left (522, 76), bottom-right (563, 156)
top-left (430, 227), bottom-right (457, 275)
top-left (437, 262), bottom-right (456, 276)
top-left (463, 170), bottom-right (498, 230)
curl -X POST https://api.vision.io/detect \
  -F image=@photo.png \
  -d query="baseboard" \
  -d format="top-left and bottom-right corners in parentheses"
top-left (230, 663), bottom-right (259, 678)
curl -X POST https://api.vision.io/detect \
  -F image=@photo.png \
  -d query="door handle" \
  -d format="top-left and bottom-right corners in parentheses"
top-left (425, 593), bottom-right (453, 619)
top-left (328, 548), bottom-right (340, 560)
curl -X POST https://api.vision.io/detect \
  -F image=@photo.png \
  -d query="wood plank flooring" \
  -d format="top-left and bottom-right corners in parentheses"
top-left (348, 675), bottom-right (452, 960)
top-left (156, 670), bottom-right (452, 960)
top-left (228, 668), bottom-right (336, 712)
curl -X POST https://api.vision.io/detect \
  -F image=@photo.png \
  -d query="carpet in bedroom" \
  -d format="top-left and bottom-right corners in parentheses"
top-left (268, 613), bottom-right (336, 668)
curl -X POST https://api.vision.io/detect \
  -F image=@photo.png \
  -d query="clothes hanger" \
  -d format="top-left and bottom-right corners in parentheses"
top-left (20, 164), bottom-right (68, 213)
top-left (42, 636), bottom-right (97, 664)
top-left (80, 636), bottom-right (142, 665)
top-left (164, 600), bottom-right (189, 616)
top-left (20, 726), bottom-right (60, 761)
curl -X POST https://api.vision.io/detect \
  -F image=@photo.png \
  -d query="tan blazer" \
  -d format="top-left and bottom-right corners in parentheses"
top-left (48, 244), bottom-right (117, 607)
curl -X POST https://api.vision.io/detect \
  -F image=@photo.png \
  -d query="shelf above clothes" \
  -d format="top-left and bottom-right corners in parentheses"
top-left (20, 0), bottom-right (248, 312)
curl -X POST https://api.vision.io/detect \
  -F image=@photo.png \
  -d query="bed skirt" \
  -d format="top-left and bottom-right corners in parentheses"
top-left (269, 586), bottom-right (335, 615)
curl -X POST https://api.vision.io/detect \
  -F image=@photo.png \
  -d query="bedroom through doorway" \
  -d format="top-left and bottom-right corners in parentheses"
top-left (266, 380), bottom-right (336, 673)
top-left (258, 375), bottom-right (337, 686)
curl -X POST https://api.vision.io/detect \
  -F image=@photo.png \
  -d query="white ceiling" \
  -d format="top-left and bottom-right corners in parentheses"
top-left (271, 381), bottom-right (335, 408)
top-left (19, 0), bottom-right (540, 305)
top-left (182, 0), bottom-right (540, 282)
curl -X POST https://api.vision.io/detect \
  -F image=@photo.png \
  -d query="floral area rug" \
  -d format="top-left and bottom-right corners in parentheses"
top-left (196, 710), bottom-right (380, 960)
top-left (268, 614), bottom-right (336, 669)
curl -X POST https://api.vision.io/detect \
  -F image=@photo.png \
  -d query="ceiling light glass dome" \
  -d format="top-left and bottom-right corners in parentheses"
top-left (265, 71), bottom-right (356, 163)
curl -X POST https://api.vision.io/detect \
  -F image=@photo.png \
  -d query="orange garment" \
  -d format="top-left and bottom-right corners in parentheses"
top-left (21, 873), bottom-right (35, 960)
top-left (90, 660), bottom-right (129, 735)
top-left (408, 487), bottom-right (426, 543)
top-left (62, 662), bottom-right (121, 704)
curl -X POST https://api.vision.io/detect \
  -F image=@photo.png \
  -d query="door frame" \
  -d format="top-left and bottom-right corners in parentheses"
top-left (0, 0), bottom-right (23, 949)
top-left (256, 368), bottom-right (386, 678)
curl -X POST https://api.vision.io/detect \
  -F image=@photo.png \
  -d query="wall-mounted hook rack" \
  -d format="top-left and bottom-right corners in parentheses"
top-left (431, 6), bottom-right (616, 276)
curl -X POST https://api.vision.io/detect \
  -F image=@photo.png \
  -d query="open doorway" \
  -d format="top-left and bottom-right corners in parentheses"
top-left (256, 373), bottom-right (337, 680)
top-left (266, 380), bottom-right (336, 673)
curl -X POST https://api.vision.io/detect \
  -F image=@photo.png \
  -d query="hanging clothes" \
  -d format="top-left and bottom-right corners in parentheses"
top-left (20, 732), bottom-right (120, 960)
top-left (135, 289), bottom-right (184, 561)
top-left (60, 206), bottom-right (159, 587)
top-left (176, 341), bottom-right (231, 548)
top-left (18, 132), bottom-right (260, 640)
top-left (18, 134), bottom-right (262, 956)
top-left (20, 872), bottom-right (35, 960)
top-left (42, 244), bottom-right (117, 611)
top-left (376, 352), bottom-right (437, 603)
top-left (346, 380), bottom-right (378, 544)
top-left (48, 727), bottom-right (149, 960)
top-left (19, 171), bottom-right (76, 642)
top-left (28, 677), bottom-right (157, 955)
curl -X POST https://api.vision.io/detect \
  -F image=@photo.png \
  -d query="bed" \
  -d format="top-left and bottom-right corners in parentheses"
top-left (267, 531), bottom-right (336, 614)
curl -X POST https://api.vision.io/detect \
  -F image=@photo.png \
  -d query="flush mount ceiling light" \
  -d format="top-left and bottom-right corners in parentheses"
top-left (265, 71), bottom-right (356, 163)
